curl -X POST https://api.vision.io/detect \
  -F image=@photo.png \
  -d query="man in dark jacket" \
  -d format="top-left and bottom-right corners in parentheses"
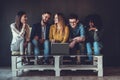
top-left (30, 12), bottom-right (51, 64)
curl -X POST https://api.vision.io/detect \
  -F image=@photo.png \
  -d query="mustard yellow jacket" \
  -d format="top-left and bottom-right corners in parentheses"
top-left (49, 24), bottom-right (69, 43)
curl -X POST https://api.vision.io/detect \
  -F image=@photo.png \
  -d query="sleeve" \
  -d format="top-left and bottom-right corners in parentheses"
top-left (10, 23), bottom-right (25, 38)
top-left (49, 25), bottom-right (53, 41)
top-left (94, 28), bottom-right (103, 41)
top-left (61, 26), bottom-right (69, 43)
top-left (79, 24), bottom-right (85, 37)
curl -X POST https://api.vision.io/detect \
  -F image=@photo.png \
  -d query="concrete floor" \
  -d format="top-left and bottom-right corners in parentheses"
top-left (0, 67), bottom-right (120, 80)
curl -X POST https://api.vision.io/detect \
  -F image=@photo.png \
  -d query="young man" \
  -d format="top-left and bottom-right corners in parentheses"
top-left (30, 12), bottom-right (51, 64)
top-left (68, 14), bottom-right (85, 64)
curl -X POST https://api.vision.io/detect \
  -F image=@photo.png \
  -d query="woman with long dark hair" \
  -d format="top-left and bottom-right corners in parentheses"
top-left (85, 14), bottom-right (103, 62)
top-left (10, 11), bottom-right (31, 55)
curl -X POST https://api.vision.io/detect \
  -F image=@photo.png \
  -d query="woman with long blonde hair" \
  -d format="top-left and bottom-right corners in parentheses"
top-left (49, 13), bottom-right (69, 43)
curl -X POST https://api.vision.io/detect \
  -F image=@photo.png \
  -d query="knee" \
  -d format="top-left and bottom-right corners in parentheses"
top-left (27, 42), bottom-right (31, 46)
top-left (44, 40), bottom-right (49, 47)
top-left (94, 41), bottom-right (99, 46)
top-left (32, 39), bottom-right (39, 46)
top-left (44, 40), bottom-right (49, 44)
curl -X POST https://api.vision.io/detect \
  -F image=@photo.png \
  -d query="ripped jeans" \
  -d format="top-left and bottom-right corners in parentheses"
top-left (86, 41), bottom-right (100, 61)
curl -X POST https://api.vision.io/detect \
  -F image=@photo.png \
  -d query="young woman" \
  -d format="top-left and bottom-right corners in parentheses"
top-left (10, 11), bottom-right (31, 55)
top-left (49, 13), bottom-right (69, 43)
top-left (85, 14), bottom-right (103, 62)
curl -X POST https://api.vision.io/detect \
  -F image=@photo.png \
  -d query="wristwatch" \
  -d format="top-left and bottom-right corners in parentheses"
top-left (95, 29), bottom-right (98, 31)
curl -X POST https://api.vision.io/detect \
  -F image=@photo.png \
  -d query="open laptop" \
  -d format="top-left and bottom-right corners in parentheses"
top-left (51, 43), bottom-right (69, 55)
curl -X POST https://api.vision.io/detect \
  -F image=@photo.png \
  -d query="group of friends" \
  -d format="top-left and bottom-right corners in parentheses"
top-left (10, 11), bottom-right (103, 64)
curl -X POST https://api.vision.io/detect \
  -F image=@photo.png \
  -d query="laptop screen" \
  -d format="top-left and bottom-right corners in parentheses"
top-left (51, 43), bottom-right (69, 55)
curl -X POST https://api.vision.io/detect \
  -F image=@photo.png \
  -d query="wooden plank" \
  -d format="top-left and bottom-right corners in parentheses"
top-left (17, 65), bottom-right (55, 71)
top-left (60, 65), bottom-right (97, 70)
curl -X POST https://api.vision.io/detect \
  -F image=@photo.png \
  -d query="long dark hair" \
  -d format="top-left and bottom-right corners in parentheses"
top-left (15, 11), bottom-right (26, 31)
top-left (85, 14), bottom-right (103, 30)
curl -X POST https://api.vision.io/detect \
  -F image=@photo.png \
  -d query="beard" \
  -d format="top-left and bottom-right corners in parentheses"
top-left (42, 20), bottom-right (48, 24)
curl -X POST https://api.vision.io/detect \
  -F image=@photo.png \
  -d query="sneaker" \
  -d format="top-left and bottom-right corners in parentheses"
top-left (37, 58), bottom-right (44, 65)
top-left (42, 60), bottom-right (48, 65)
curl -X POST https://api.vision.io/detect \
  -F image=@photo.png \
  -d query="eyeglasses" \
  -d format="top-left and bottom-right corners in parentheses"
top-left (69, 21), bottom-right (77, 24)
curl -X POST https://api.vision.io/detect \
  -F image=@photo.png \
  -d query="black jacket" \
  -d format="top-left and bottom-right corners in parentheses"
top-left (30, 23), bottom-right (50, 41)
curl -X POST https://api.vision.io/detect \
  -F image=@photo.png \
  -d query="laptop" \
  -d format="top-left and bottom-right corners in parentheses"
top-left (51, 43), bottom-right (69, 55)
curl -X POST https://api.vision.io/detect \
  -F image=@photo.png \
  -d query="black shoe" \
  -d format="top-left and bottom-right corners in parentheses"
top-left (43, 60), bottom-right (48, 65)
top-left (26, 61), bottom-right (34, 65)
top-left (48, 58), bottom-right (54, 65)
top-left (22, 58), bottom-right (27, 64)
top-left (37, 58), bottom-right (44, 65)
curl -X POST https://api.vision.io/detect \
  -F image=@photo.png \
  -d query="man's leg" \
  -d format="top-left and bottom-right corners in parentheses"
top-left (44, 40), bottom-right (50, 60)
top-left (32, 39), bottom-right (40, 56)
top-left (32, 39), bottom-right (40, 64)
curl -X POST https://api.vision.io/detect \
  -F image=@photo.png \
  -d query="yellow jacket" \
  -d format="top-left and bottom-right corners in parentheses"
top-left (49, 24), bottom-right (69, 43)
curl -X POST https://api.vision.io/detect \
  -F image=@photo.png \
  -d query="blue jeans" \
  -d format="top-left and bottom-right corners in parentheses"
top-left (11, 38), bottom-right (31, 55)
top-left (32, 39), bottom-right (40, 56)
top-left (70, 42), bottom-right (85, 55)
top-left (11, 38), bottom-right (24, 55)
top-left (32, 39), bottom-right (50, 60)
top-left (44, 40), bottom-right (50, 60)
top-left (25, 42), bottom-right (32, 55)
top-left (86, 41), bottom-right (100, 61)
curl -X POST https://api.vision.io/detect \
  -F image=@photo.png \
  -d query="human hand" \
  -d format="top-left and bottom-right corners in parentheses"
top-left (24, 41), bottom-right (28, 48)
top-left (73, 37), bottom-right (85, 42)
top-left (69, 40), bottom-right (76, 48)
top-left (89, 27), bottom-right (97, 31)
top-left (23, 23), bottom-right (26, 29)
top-left (39, 39), bottom-right (45, 44)
top-left (51, 39), bottom-right (55, 43)
top-left (34, 36), bottom-right (39, 40)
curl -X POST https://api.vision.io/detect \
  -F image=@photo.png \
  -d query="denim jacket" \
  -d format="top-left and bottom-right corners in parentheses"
top-left (69, 23), bottom-right (85, 39)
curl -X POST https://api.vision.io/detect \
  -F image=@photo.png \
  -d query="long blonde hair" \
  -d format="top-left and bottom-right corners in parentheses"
top-left (54, 13), bottom-right (66, 36)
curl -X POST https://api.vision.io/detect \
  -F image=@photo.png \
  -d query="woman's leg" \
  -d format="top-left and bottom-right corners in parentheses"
top-left (94, 41), bottom-right (100, 55)
top-left (11, 38), bottom-right (24, 55)
top-left (11, 42), bottom-right (20, 53)
top-left (27, 42), bottom-right (32, 55)
top-left (86, 42), bottom-right (93, 61)
top-left (20, 39), bottom-right (24, 55)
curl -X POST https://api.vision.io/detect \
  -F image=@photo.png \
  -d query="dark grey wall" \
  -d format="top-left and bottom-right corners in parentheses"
top-left (0, 0), bottom-right (120, 67)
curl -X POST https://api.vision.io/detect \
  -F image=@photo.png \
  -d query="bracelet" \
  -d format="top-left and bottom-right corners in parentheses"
top-left (95, 29), bottom-right (98, 31)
